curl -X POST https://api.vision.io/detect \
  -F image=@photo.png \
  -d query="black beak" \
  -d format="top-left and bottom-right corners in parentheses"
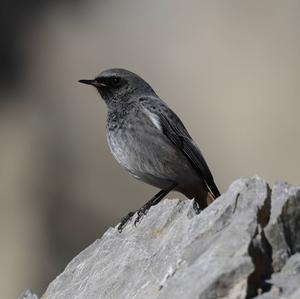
top-left (78, 79), bottom-right (109, 89)
top-left (78, 79), bottom-right (97, 86)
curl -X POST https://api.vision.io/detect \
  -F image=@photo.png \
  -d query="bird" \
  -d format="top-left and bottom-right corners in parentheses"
top-left (79, 68), bottom-right (220, 232)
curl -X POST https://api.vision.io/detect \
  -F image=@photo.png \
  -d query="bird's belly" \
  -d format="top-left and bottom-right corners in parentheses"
top-left (107, 128), bottom-right (199, 189)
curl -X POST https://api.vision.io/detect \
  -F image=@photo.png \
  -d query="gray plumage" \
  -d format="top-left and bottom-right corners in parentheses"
top-left (79, 68), bottom-right (220, 230)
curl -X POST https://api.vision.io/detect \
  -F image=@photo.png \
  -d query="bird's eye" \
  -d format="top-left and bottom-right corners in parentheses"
top-left (111, 76), bottom-right (121, 87)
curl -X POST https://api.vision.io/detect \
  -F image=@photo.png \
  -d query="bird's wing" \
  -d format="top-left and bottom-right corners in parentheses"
top-left (140, 97), bottom-right (220, 198)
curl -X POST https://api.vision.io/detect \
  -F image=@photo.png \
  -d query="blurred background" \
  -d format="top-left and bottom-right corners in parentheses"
top-left (1, 0), bottom-right (299, 297)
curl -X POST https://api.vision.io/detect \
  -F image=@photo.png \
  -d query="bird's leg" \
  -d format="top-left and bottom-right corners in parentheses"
top-left (134, 183), bottom-right (177, 226)
top-left (117, 183), bottom-right (176, 232)
top-left (118, 191), bottom-right (164, 232)
top-left (134, 189), bottom-right (170, 226)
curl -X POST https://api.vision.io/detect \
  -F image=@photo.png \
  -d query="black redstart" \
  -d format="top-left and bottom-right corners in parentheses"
top-left (79, 68), bottom-right (220, 231)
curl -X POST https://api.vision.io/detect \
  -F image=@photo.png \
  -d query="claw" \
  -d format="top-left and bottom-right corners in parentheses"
top-left (117, 211), bottom-right (135, 232)
top-left (118, 184), bottom-right (177, 232)
top-left (134, 217), bottom-right (141, 226)
top-left (192, 199), bottom-right (202, 214)
top-left (134, 209), bottom-right (147, 226)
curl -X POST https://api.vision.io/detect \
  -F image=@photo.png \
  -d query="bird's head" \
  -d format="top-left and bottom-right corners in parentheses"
top-left (79, 68), bottom-right (155, 106)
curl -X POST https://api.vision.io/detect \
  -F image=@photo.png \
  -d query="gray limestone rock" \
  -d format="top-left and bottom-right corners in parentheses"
top-left (21, 177), bottom-right (300, 299)
top-left (255, 253), bottom-right (300, 299)
top-left (264, 182), bottom-right (300, 271)
top-left (18, 289), bottom-right (39, 299)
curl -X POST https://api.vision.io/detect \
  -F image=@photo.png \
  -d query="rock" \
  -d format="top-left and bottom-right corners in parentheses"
top-left (18, 289), bottom-right (39, 299)
top-left (255, 253), bottom-right (300, 299)
top-left (24, 177), bottom-right (300, 299)
top-left (264, 182), bottom-right (300, 271)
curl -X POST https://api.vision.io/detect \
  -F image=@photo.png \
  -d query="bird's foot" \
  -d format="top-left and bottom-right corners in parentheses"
top-left (118, 185), bottom-right (176, 232)
top-left (117, 211), bottom-right (135, 232)
top-left (192, 199), bottom-right (202, 214)
top-left (134, 204), bottom-right (151, 226)
top-left (117, 205), bottom-right (151, 232)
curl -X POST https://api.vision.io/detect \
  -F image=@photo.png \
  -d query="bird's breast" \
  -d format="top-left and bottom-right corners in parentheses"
top-left (106, 116), bottom-right (197, 188)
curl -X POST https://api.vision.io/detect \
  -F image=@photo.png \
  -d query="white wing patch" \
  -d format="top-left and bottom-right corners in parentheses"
top-left (142, 106), bottom-right (162, 131)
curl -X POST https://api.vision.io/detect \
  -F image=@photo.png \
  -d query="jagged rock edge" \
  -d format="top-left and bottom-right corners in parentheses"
top-left (246, 183), bottom-right (274, 298)
top-left (281, 190), bottom-right (300, 256)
